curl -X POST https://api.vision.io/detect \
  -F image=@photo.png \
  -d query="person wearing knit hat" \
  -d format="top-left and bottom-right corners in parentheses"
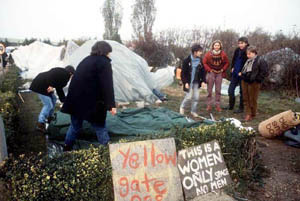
top-left (224, 37), bottom-right (249, 113)
top-left (203, 40), bottom-right (230, 112)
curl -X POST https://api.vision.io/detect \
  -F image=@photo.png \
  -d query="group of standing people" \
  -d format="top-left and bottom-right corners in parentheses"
top-left (180, 37), bottom-right (268, 121)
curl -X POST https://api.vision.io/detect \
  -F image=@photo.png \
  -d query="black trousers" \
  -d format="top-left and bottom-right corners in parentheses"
top-left (228, 76), bottom-right (243, 109)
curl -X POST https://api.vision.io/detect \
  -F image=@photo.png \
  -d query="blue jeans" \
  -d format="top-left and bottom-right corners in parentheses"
top-left (64, 115), bottom-right (110, 147)
top-left (180, 83), bottom-right (199, 113)
top-left (38, 93), bottom-right (57, 123)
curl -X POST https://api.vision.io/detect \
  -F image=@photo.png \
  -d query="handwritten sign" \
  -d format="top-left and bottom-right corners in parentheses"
top-left (177, 140), bottom-right (232, 200)
top-left (259, 110), bottom-right (300, 138)
top-left (109, 138), bottom-right (184, 201)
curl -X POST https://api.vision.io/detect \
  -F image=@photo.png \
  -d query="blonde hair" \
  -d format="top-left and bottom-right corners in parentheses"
top-left (247, 45), bottom-right (258, 54)
top-left (211, 40), bottom-right (223, 50)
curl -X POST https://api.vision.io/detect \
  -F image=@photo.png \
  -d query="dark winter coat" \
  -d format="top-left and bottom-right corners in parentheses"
top-left (61, 55), bottom-right (115, 125)
top-left (1, 52), bottom-right (8, 68)
top-left (231, 47), bottom-right (248, 70)
top-left (241, 56), bottom-right (268, 83)
top-left (181, 55), bottom-right (206, 92)
top-left (29, 67), bottom-right (71, 102)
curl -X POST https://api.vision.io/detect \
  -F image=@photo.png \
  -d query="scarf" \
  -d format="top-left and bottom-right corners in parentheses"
top-left (190, 54), bottom-right (200, 84)
top-left (242, 56), bottom-right (257, 73)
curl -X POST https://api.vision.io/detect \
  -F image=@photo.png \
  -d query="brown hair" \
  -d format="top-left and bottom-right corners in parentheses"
top-left (211, 40), bottom-right (223, 50)
top-left (90, 41), bottom-right (112, 56)
top-left (247, 45), bottom-right (258, 54)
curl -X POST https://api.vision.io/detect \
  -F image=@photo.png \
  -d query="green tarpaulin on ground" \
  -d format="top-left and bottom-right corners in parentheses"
top-left (47, 107), bottom-right (213, 142)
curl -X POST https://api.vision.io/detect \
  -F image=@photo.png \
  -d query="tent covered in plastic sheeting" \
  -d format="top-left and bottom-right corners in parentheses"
top-left (64, 40), bottom-right (158, 103)
top-left (61, 40), bottom-right (79, 62)
top-left (11, 41), bottom-right (79, 79)
top-left (12, 41), bottom-right (64, 79)
top-left (149, 66), bottom-right (175, 89)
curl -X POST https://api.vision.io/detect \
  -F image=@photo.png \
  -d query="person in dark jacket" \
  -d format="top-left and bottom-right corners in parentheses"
top-left (30, 66), bottom-right (75, 132)
top-left (61, 41), bottom-right (116, 151)
top-left (239, 46), bottom-right (268, 121)
top-left (179, 44), bottom-right (206, 117)
top-left (1, 52), bottom-right (8, 68)
top-left (224, 37), bottom-right (249, 113)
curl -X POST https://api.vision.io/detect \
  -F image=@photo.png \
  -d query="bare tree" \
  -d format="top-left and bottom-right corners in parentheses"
top-left (101, 0), bottom-right (123, 43)
top-left (131, 0), bottom-right (156, 42)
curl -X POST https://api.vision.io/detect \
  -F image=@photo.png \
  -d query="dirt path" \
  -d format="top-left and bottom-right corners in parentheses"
top-left (247, 137), bottom-right (300, 201)
top-left (13, 92), bottom-right (46, 156)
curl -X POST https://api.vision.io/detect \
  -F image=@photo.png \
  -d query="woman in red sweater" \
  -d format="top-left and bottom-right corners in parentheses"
top-left (203, 40), bottom-right (229, 112)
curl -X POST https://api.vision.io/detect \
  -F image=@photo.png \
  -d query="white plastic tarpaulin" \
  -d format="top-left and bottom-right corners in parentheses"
top-left (12, 41), bottom-right (65, 79)
top-left (12, 41), bottom-right (79, 80)
top-left (149, 66), bottom-right (175, 89)
top-left (65, 40), bottom-right (158, 103)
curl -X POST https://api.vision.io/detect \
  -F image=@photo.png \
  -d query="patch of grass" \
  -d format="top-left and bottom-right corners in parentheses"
top-left (161, 83), bottom-right (300, 131)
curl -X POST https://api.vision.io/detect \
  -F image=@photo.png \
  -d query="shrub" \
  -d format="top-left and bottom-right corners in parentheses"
top-left (0, 66), bottom-right (22, 93)
top-left (0, 121), bottom-right (262, 201)
top-left (132, 38), bottom-right (174, 67)
top-left (0, 66), bottom-right (22, 139)
top-left (0, 91), bottom-right (18, 138)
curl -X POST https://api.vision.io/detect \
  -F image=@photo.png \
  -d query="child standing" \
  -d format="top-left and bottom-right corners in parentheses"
top-left (225, 37), bottom-right (249, 113)
top-left (239, 46), bottom-right (268, 121)
top-left (203, 40), bottom-right (229, 112)
top-left (179, 44), bottom-right (206, 117)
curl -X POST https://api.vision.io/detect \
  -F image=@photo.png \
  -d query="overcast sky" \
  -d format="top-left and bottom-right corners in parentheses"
top-left (1, 0), bottom-right (300, 42)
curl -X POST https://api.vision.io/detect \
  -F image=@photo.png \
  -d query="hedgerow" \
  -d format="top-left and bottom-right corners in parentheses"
top-left (0, 66), bottom-right (22, 139)
top-left (0, 121), bottom-right (262, 201)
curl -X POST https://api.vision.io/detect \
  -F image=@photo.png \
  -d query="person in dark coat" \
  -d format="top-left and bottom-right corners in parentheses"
top-left (239, 46), bottom-right (268, 121)
top-left (179, 44), bottom-right (206, 118)
top-left (61, 41), bottom-right (116, 151)
top-left (30, 66), bottom-right (75, 132)
top-left (224, 37), bottom-right (249, 113)
top-left (1, 52), bottom-right (8, 68)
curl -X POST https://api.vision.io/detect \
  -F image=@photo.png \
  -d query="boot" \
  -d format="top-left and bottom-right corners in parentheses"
top-left (244, 115), bottom-right (252, 122)
top-left (206, 105), bottom-right (212, 112)
top-left (223, 96), bottom-right (235, 110)
top-left (216, 105), bottom-right (222, 112)
top-left (36, 122), bottom-right (46, 133)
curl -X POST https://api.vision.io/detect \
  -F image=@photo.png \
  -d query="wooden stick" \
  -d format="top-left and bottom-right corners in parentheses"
top-left (18, 92), bottom-right (25, 103)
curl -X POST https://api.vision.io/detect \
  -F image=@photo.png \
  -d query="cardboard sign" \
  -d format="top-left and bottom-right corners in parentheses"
top-left (177, 140), bottom-right (232, 200)
top-left (109, 138), bottom-right (184, 201)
